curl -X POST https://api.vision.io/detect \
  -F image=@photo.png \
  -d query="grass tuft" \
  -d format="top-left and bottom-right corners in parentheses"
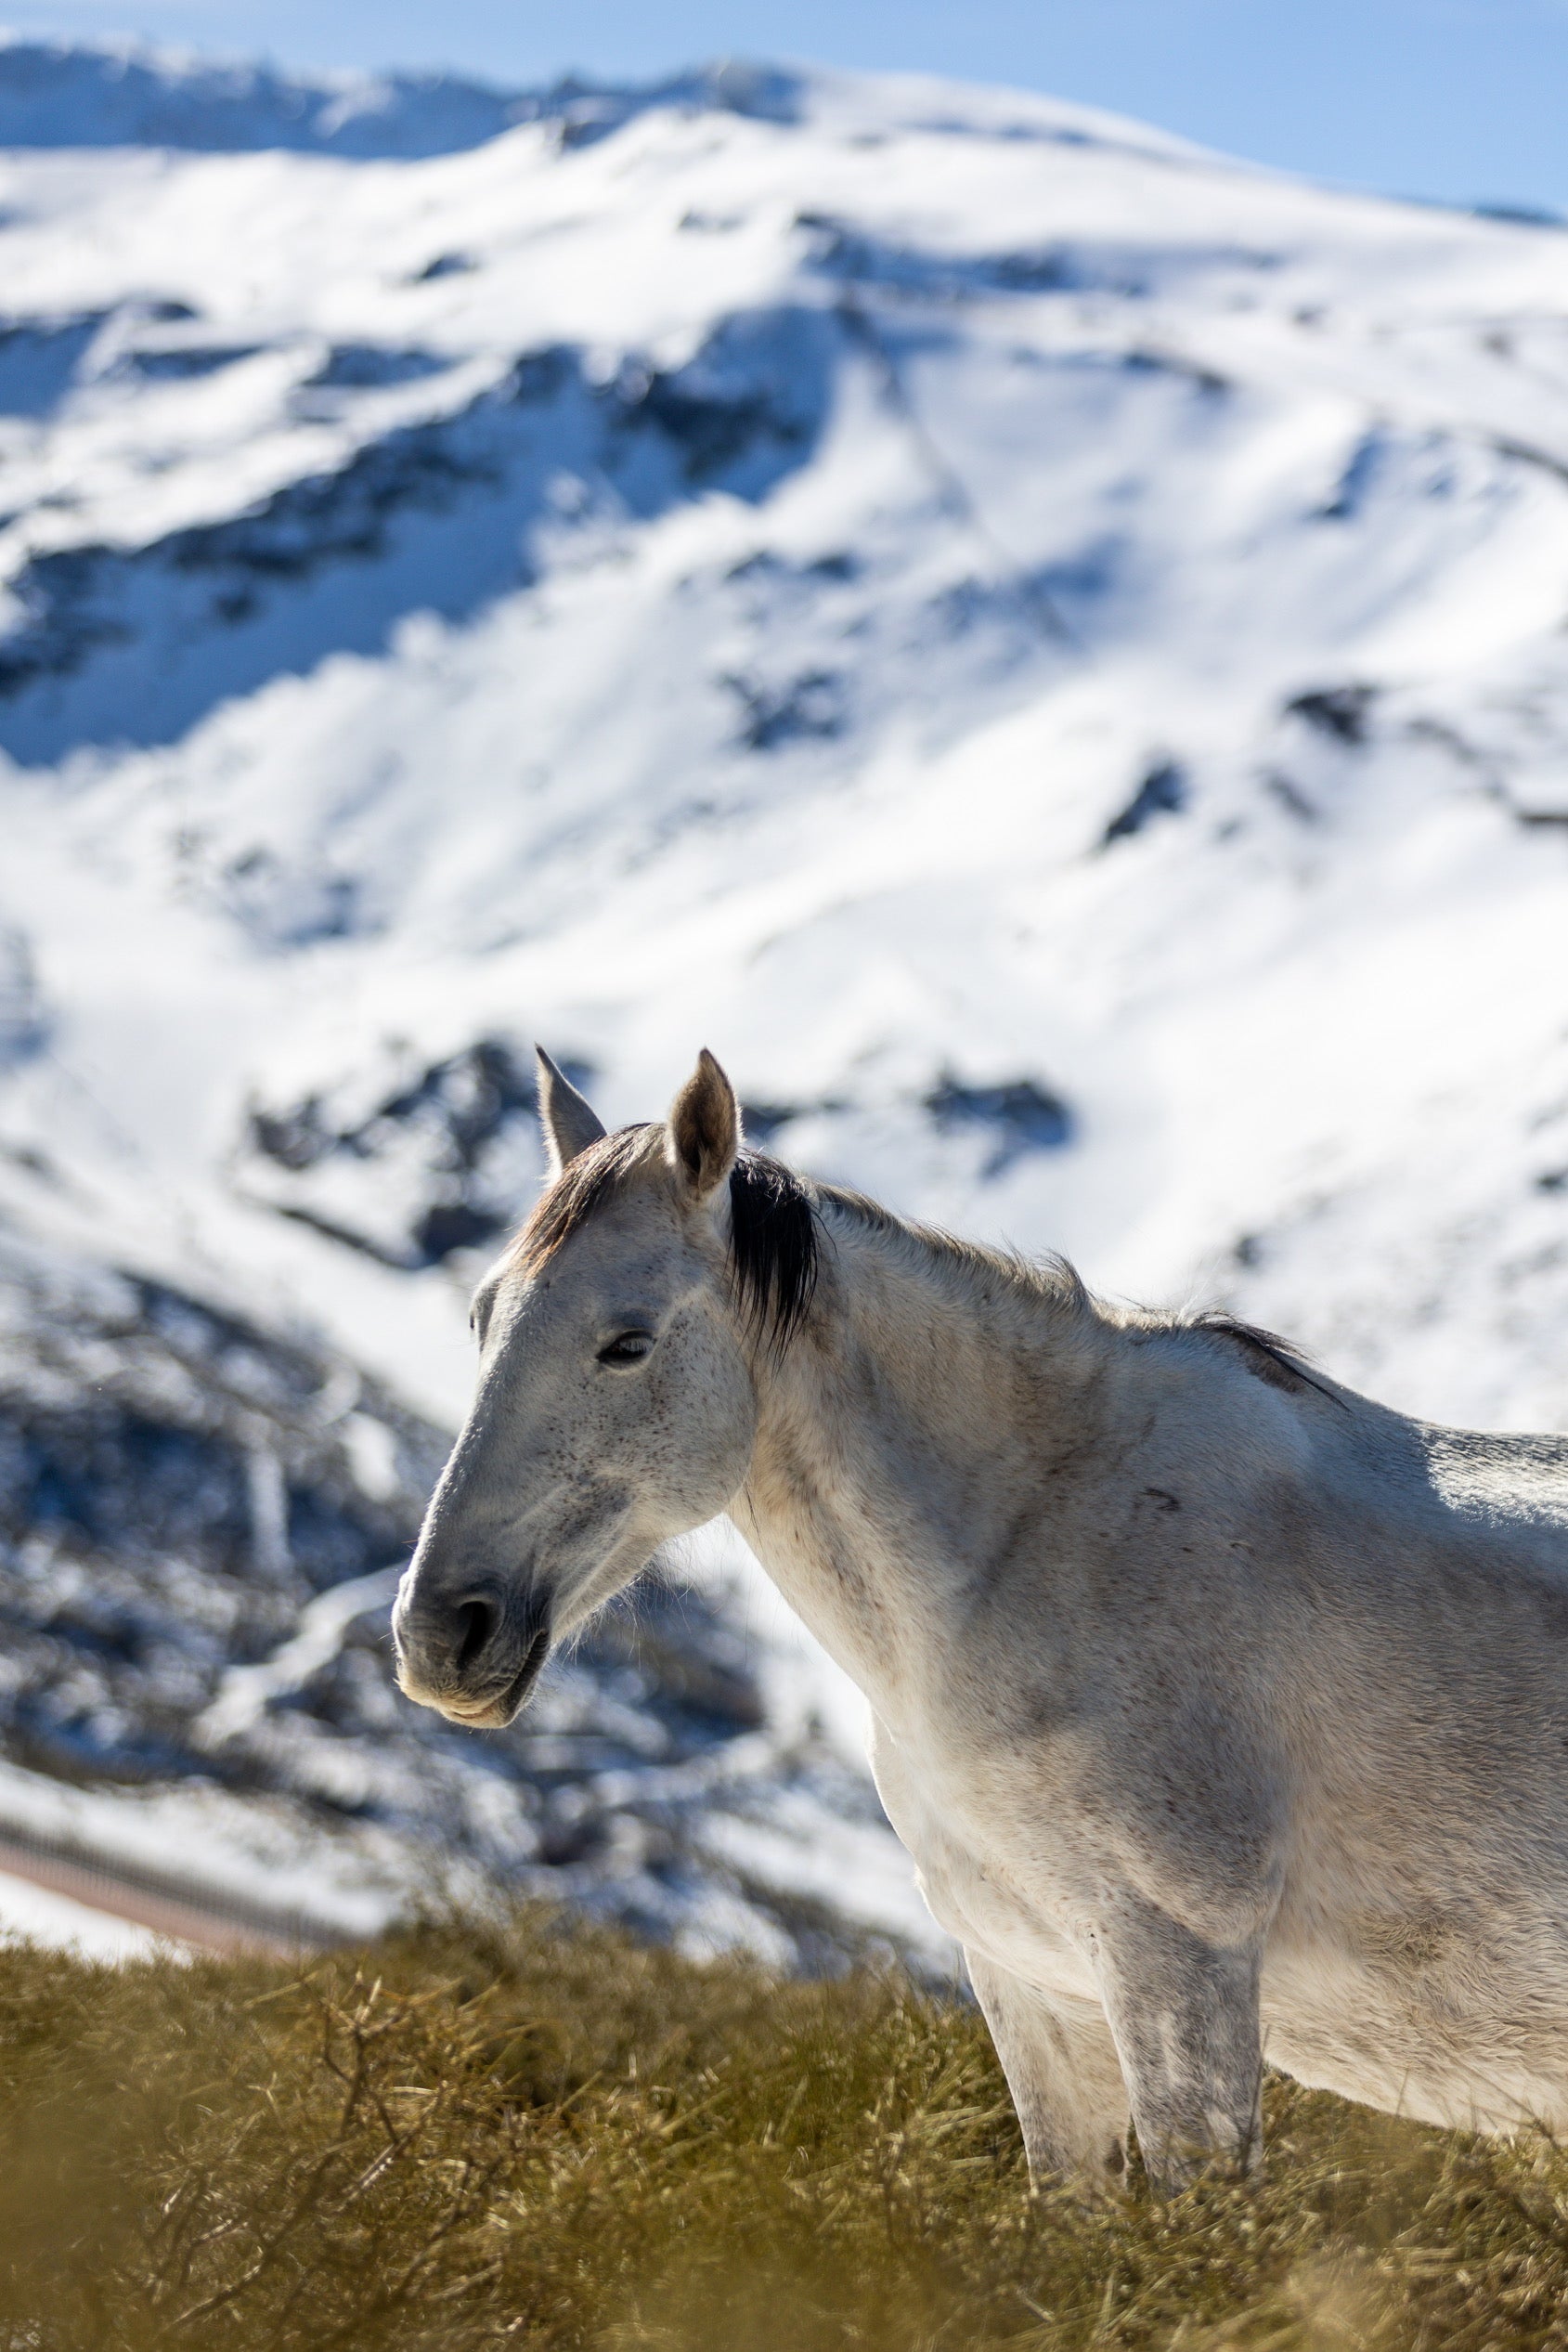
top-left (0, 1912), bottom-right (1565, 2348)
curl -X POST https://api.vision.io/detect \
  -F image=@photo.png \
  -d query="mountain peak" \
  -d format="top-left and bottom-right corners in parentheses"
top-left (0, 34), bottom-right (812, 159)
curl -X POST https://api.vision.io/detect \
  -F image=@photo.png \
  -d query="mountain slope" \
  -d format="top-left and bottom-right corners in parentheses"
top-left (1, 42), bottom-right (1566, 1943)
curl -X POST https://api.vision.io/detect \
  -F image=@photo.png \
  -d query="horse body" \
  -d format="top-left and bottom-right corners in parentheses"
top-left (395, 1049), bottom-right (1568, 2189)
top-left (736, 1200), bottom-right (1568, 2155)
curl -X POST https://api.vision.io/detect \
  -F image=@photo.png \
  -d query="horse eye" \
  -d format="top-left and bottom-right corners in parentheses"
top-left (598, 1331), bottom-right (654, 1368)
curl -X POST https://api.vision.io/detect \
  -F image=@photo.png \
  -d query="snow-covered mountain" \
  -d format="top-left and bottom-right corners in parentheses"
top-left (2, 35), bottom-right (1567, 1951)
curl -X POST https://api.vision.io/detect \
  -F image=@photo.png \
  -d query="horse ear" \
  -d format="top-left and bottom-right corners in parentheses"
top-left (667, 1048), bottom-right (739, 1206)
top-left (536, 1047), bottom-right (606, 1179)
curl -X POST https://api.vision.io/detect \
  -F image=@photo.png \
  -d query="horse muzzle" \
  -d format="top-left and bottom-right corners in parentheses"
top-left (393, 1575), bottom-right (551, 1729)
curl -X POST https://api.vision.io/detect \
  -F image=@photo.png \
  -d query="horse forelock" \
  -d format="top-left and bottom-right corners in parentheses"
top-left (511, 1124), bottom-right (822, 1351)
top-left (512, 1124), bottom-right (662, 1277)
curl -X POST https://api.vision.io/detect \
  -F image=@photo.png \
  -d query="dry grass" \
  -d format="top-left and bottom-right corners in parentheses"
top-left (2, 1914), bottom-right (1568, 2349)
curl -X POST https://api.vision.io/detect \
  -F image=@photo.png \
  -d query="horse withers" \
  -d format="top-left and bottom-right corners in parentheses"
top-left (395, 1047), bottom-right (1568, 2191)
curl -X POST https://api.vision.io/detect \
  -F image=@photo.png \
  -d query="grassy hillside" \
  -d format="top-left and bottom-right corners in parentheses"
top-left (0, 1915), bottom-right (1563, 2349)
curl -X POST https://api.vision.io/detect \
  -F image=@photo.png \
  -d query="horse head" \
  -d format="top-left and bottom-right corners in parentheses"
top-left (392, 1047), bottom-right (808, 1727)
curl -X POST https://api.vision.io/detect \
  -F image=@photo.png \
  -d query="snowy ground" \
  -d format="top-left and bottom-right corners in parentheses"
top-left (0, 36), bottom-right (1566, 1954)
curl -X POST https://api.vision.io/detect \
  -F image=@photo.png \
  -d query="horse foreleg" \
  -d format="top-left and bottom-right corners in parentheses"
top-left (1088, 1890), bottom-right (1264, 2194)
top-left (965, 1948), bottom-right (1130, 2190)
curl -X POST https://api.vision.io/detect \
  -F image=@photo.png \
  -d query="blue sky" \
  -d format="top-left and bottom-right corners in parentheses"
top-left (9, 0), bottom-right (1568, 214)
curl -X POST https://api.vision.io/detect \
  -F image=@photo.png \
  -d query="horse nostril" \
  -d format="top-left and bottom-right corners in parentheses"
top-left (454, 1598), bottom-right (496, 1675)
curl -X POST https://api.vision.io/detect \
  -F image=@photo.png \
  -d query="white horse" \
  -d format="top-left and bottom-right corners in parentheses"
top-left (395, 1047), bottom-right (1568, 2191)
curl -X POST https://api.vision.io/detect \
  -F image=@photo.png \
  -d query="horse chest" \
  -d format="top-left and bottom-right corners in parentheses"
top-left (867, 1712), bottom-right (1100, 2001)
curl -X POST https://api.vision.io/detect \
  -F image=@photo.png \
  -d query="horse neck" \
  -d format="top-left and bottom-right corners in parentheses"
top-left (732, 1204), bottom-right (1104, 1720)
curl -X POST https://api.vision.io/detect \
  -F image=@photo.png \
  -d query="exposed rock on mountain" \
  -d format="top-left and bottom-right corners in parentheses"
top-left (240, 1037), bottom-right (568, 1267)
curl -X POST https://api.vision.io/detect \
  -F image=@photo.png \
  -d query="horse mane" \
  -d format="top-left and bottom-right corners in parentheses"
top-left (727, 1149), bottom-right (820, 1347)
top-left (814, 1176), bottom-right (1091, 1319)
top-left (515, 1127), bottom-right (1329, 1397)
top-left (805, 1185), bottom-right (1336, 1402)
top-left (512, 1124), bottom-right (820, 1350)
top-left (1181, 1310), bottom-right (1341, 1403)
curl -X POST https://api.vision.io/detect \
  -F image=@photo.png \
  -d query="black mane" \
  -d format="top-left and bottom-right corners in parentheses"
top-left (1188, 1310), bottom-right (1342, 1404)
top-left (728, 1149), bottom-right (820, 1348)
